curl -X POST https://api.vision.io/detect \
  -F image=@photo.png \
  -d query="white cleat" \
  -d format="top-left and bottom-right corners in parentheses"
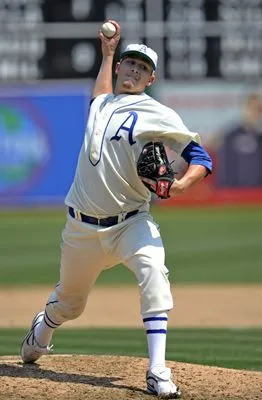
top-left (146, 366), bottom-right (182, 398)
top-left (20, 311), bottom-right (53, 363)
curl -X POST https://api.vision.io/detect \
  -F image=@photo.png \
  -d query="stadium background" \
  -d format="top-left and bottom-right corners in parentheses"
top-left (0, 1), bottom-right (262, 399)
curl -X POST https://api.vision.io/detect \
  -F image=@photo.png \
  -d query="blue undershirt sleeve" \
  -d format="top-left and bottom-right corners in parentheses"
top-left (181, 141), bottom-right (212, 175)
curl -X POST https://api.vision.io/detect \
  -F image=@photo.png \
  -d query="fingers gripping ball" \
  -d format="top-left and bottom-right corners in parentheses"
top-left (137, 142), bottom-right (175, 199)
top-left (101, 22), bottom-right (116, 38)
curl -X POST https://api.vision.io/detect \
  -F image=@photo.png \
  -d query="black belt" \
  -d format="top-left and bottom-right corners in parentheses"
top-left (68, 207), bottom-right (139, 227)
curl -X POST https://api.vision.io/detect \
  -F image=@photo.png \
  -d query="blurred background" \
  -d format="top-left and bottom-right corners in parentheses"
top-left (0, 0), bottom-right (262, 206)
top-left (0, 0), bottom-right (262, 372)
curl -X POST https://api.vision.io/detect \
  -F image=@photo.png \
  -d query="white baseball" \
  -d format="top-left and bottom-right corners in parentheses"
top-left (101, 22), bottom-right (116, 38)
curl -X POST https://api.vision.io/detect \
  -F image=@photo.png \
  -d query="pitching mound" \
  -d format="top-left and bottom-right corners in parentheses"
top-left (0, 355), bottom-right (261, 400)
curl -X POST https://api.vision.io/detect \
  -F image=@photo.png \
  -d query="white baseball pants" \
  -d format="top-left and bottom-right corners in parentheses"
top-left (45, 211), bottom-right (173, 325)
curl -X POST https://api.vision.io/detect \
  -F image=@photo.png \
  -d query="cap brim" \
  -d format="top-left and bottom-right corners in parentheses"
top-left (120, 51), bottom-right (156, 70)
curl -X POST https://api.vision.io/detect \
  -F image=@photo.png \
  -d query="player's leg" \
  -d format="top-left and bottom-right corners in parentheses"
top-left (113, 212), bottom-right (181, 397)
top-left (32, 238), bottom-right (103, 349)
top-left (21, 214), bottom-right (117, 363)
top-left (116, 213), bottom-right (173, 367)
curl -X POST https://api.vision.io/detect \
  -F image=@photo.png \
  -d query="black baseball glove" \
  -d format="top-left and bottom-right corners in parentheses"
top-left (137, 141), bottom-right (175, 199)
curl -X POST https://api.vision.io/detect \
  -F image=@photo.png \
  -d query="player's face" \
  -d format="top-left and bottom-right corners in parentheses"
top-left (114, 56), bottom-right (156, 95)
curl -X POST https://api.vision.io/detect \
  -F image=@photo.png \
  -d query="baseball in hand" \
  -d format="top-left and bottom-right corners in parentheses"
top-left (101, 22), bottom-right (116, 38)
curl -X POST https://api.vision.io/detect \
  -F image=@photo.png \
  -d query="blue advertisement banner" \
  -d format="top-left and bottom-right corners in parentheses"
top-left (0, 81), bottom-right (93, 205)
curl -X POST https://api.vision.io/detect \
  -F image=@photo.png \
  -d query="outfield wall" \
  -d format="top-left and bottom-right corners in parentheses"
top-left (0, 80), bottom-right (261, 206)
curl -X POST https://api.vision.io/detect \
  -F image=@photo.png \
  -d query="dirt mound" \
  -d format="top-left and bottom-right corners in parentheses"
top-left (0, 355), bottom-right (261, 400)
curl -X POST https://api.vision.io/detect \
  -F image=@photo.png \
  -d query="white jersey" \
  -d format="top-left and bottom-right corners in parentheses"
top-left (65, 92), bottom-right (200, 217)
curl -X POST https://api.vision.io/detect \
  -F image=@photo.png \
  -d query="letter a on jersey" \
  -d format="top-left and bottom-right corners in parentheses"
top-left (110, 112), bottom-right (137, 145)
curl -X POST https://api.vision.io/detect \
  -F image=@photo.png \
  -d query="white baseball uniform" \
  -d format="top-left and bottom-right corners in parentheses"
top-left (46, 92), bottom-right (201, 324)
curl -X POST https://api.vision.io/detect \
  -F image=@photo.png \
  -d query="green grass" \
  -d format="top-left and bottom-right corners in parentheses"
top-left (1, 327), bottom-right (262, 371)
top-left (0, 205), bottom-right (261, 285)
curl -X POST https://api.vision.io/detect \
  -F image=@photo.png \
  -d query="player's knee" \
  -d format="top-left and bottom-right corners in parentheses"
top-left (61, 299), bottom-right (85, 320)
top-left (140, 259), bottom-right (170, 288)
top-left (46, 290), bottom-right (86, 323)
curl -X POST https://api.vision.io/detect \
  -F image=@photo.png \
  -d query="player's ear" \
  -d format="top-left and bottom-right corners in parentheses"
top-left (115, 61), bottom-right (121, 75)
top-left (146, 72), bottom-right (156, 87)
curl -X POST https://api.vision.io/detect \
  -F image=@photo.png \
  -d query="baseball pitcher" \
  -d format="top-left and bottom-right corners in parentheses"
top-left (20, 20), bottom-right (212, 398)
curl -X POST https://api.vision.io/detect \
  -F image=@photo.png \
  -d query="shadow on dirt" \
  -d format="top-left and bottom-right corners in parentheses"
top-left (0, 362), bottom-right (148, 395)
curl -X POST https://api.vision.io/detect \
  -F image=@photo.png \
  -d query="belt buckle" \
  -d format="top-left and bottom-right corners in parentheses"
top-left (74, 210), bottom-right (82, 221)
top-left (118, 212), bottom-right (127, 223)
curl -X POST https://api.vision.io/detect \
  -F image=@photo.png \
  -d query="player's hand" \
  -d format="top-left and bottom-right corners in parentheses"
top-left (99, 20), bottom-right (121, 57)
